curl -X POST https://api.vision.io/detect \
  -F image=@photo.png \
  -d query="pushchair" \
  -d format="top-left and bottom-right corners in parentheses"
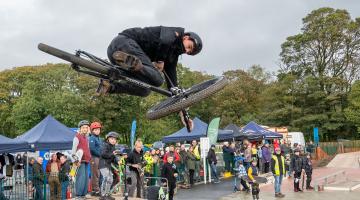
top-left (143, 177), bottom-right (169, 200)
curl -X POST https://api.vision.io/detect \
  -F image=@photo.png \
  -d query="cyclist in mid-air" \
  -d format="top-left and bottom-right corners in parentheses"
top-left (97, 26), bottom-right (203, 130)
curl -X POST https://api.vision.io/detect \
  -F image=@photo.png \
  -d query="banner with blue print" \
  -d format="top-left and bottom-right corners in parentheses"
top-left (130, 119), bottom-right (137, 149)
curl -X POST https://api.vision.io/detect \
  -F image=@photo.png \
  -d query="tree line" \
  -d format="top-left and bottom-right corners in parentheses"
top-left (1, 7), bottom-right (360, 142)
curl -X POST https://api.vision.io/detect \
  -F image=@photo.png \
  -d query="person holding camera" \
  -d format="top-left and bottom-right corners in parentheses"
top-left (99, 131), bottom-right (120, 200)
top-left (127, 139), bottom-right (145, 198)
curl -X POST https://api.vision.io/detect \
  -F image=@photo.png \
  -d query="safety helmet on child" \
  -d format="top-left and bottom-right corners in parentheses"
top-left (90, 122), bottom-right (102, 130)
top-left (184, 32), bottom-right (202, 55)
top-left (106, 131), bottom-right (119, 139)
top-left (78, 120), bottom-right (90, 128)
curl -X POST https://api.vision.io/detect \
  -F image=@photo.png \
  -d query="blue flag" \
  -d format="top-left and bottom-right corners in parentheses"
top-left (130, 119), bottom-right (137, 149)
top-left (313, 127), bottom-right (319, 146)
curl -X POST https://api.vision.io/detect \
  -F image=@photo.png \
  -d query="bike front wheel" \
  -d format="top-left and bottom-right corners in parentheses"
top-left (146, 76), bottom-right (228, 120)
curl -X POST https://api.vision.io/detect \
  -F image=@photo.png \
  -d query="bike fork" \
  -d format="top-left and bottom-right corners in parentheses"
top-left (181, 109), bottom-right (191, 132)
top-left (163, 71), bottom-right (192, 132)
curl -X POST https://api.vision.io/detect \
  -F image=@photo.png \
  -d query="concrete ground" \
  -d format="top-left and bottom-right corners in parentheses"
top-left (221, 190), bottom-right (360, 200)
top-left (59, 151), bottom-right (360, 199)
top-left (174, 165), bottom-right (360, 200)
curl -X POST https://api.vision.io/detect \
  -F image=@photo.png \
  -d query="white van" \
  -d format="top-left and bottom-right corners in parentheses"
top-left (287, 132), bottom-right (305, 147)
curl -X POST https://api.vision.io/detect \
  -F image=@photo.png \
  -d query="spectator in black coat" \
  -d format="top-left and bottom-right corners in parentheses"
top-left (222, 142), bottom-right (232, 172)
top-left (59, 155), bottom-right (71, 200)
top-left (99, 132), bottom-right (119, 200)
top-left (161, 155), bottom-right (178, 200)
top-left (303, 153), bottom-right (313, 190)
top-left (290, 149), bottom-right (304, 192)
top-left (207, 144), bottom-right (220, 183)
top-left (33, 157), bottom-right (44, 200)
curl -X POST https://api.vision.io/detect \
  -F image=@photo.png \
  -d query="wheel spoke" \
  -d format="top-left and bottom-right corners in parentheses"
top-left (147, 76), bottom-right (228, 120)
top-left (184, 78), bottom-right (219, 96)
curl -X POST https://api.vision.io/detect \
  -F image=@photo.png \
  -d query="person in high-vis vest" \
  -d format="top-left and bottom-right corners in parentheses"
top-left (271, 147), bottom-right (285, 198)
top-left (144, 150), bottom-right (154, 178)
top-left (191, 140), bottom-right (201, 181)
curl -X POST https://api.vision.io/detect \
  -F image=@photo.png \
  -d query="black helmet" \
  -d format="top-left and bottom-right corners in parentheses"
top-left (78, 120), bottom-right (90, 128)
top-left (106, 131), bottom-right (119, 139)
top-left (185, 32), bottom-right (202, 55)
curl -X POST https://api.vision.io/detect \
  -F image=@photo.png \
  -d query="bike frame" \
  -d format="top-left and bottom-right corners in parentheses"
top-left (74, 50), bottom-right (192, 132)
top-left (74, 50), bottom-right (173, 97)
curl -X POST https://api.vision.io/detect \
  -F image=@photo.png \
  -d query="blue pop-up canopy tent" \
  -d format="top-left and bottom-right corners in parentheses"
top-left (239, 121), bottom-right (283, 140)
top-left (224, 124), bottom-right (241, 137)
top-left (0, 134), bottom-right (29, 153)
top-left (162, 117), bottom-right (233, 143)
top-left (14, 115), bottom-right (76, 151)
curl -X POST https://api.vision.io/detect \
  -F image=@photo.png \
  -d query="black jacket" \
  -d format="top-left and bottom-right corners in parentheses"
top-left (59, 160), bottom-right (71, 182)
top-left (290, 155), bottom-right (303, 173)
top-left (179, 150), bottom-right (187, 164)
top-left (302, 157), bottom-right (312, 173)
top-left (161, 162), bottom-right (178, 184)
top-left (99, 141), bottom-right (116, 169)
top-left (33, 162), bottom-right (44, 183)
top-left (120, 26), bottom-right (185, 88)
top-left (126, 149), bottom-right (144, 173)
top-left (207, 148), bottom-right (217, 165)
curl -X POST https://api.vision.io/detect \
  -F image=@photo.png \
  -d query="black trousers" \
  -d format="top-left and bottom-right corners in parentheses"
top-left (107, 35), bottom-right (165, 97)
top-left (168, 182), bottom-right (176, 200)
top-left (294, 171), bottom-right (302, 190)
top-left (189, 169), bottom-right (195, 185)
top-left (240, 178), bottom-right (249, 190)
top-left (136, 173), bottom-right (142, 198)
top-left (264, 162), bottom-right (270, 173)
top-left (306, 172), bottom-right (312, 188)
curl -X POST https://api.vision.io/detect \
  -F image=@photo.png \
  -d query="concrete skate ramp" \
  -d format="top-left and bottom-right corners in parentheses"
top-left (327, 151), bottom-right (360, 168)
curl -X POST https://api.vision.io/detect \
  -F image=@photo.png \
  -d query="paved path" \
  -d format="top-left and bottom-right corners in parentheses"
top-left (222, 190), bottom-right (360, 200)
top-left (174, 166), bottom-right (360, 200)
top-left (175, 179), bottom-right (234, 200)
top-left (83, 164), bottom-right (360, 200)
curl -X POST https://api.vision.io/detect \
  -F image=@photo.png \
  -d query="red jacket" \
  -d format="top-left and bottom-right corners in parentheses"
top-left (76, 133), bottom-right (91, 163)
top-left (45, 160), bottom-right (61, 173)
top-left (163, 151), bottom-right (180, 163)
top-left (273, 140), bottom-right (280, 150)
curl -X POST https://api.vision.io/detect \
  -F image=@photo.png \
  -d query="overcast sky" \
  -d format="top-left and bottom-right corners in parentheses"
top-left (0, 0), bottom-right (359, 75)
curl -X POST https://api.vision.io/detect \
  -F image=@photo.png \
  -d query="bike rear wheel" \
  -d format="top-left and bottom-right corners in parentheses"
top-left (38, 43), bottom-right (110, 75)
top-left (146, 76), bottom-right (228, 120)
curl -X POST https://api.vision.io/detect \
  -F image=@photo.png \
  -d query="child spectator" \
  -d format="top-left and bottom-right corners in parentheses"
top-left (291, 149), bottom-right (304, 192)
top-left (161, 155), bottom-right (178, 200)
top-left (285, 154), bottom-right (291, 178)
top-left (237, 160), bottom-right (250, 192)
top-left (99, 132), bottom-right (120, 200)
top-left (303, 153), bottom-right (314, 190)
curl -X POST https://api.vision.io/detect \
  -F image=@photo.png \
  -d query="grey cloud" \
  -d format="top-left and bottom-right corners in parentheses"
top-left (0, 0), bottom-right (359, 75)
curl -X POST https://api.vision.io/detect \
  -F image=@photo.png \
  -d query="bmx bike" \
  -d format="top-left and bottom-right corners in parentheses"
top-left (38, 43), bottom-right (228, 131)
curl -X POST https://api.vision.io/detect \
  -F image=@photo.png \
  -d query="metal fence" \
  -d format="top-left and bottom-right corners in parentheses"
top-left (319, 140), bottom-right (360, 156)
top-left (0, 172), bottom-right (75, 200)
